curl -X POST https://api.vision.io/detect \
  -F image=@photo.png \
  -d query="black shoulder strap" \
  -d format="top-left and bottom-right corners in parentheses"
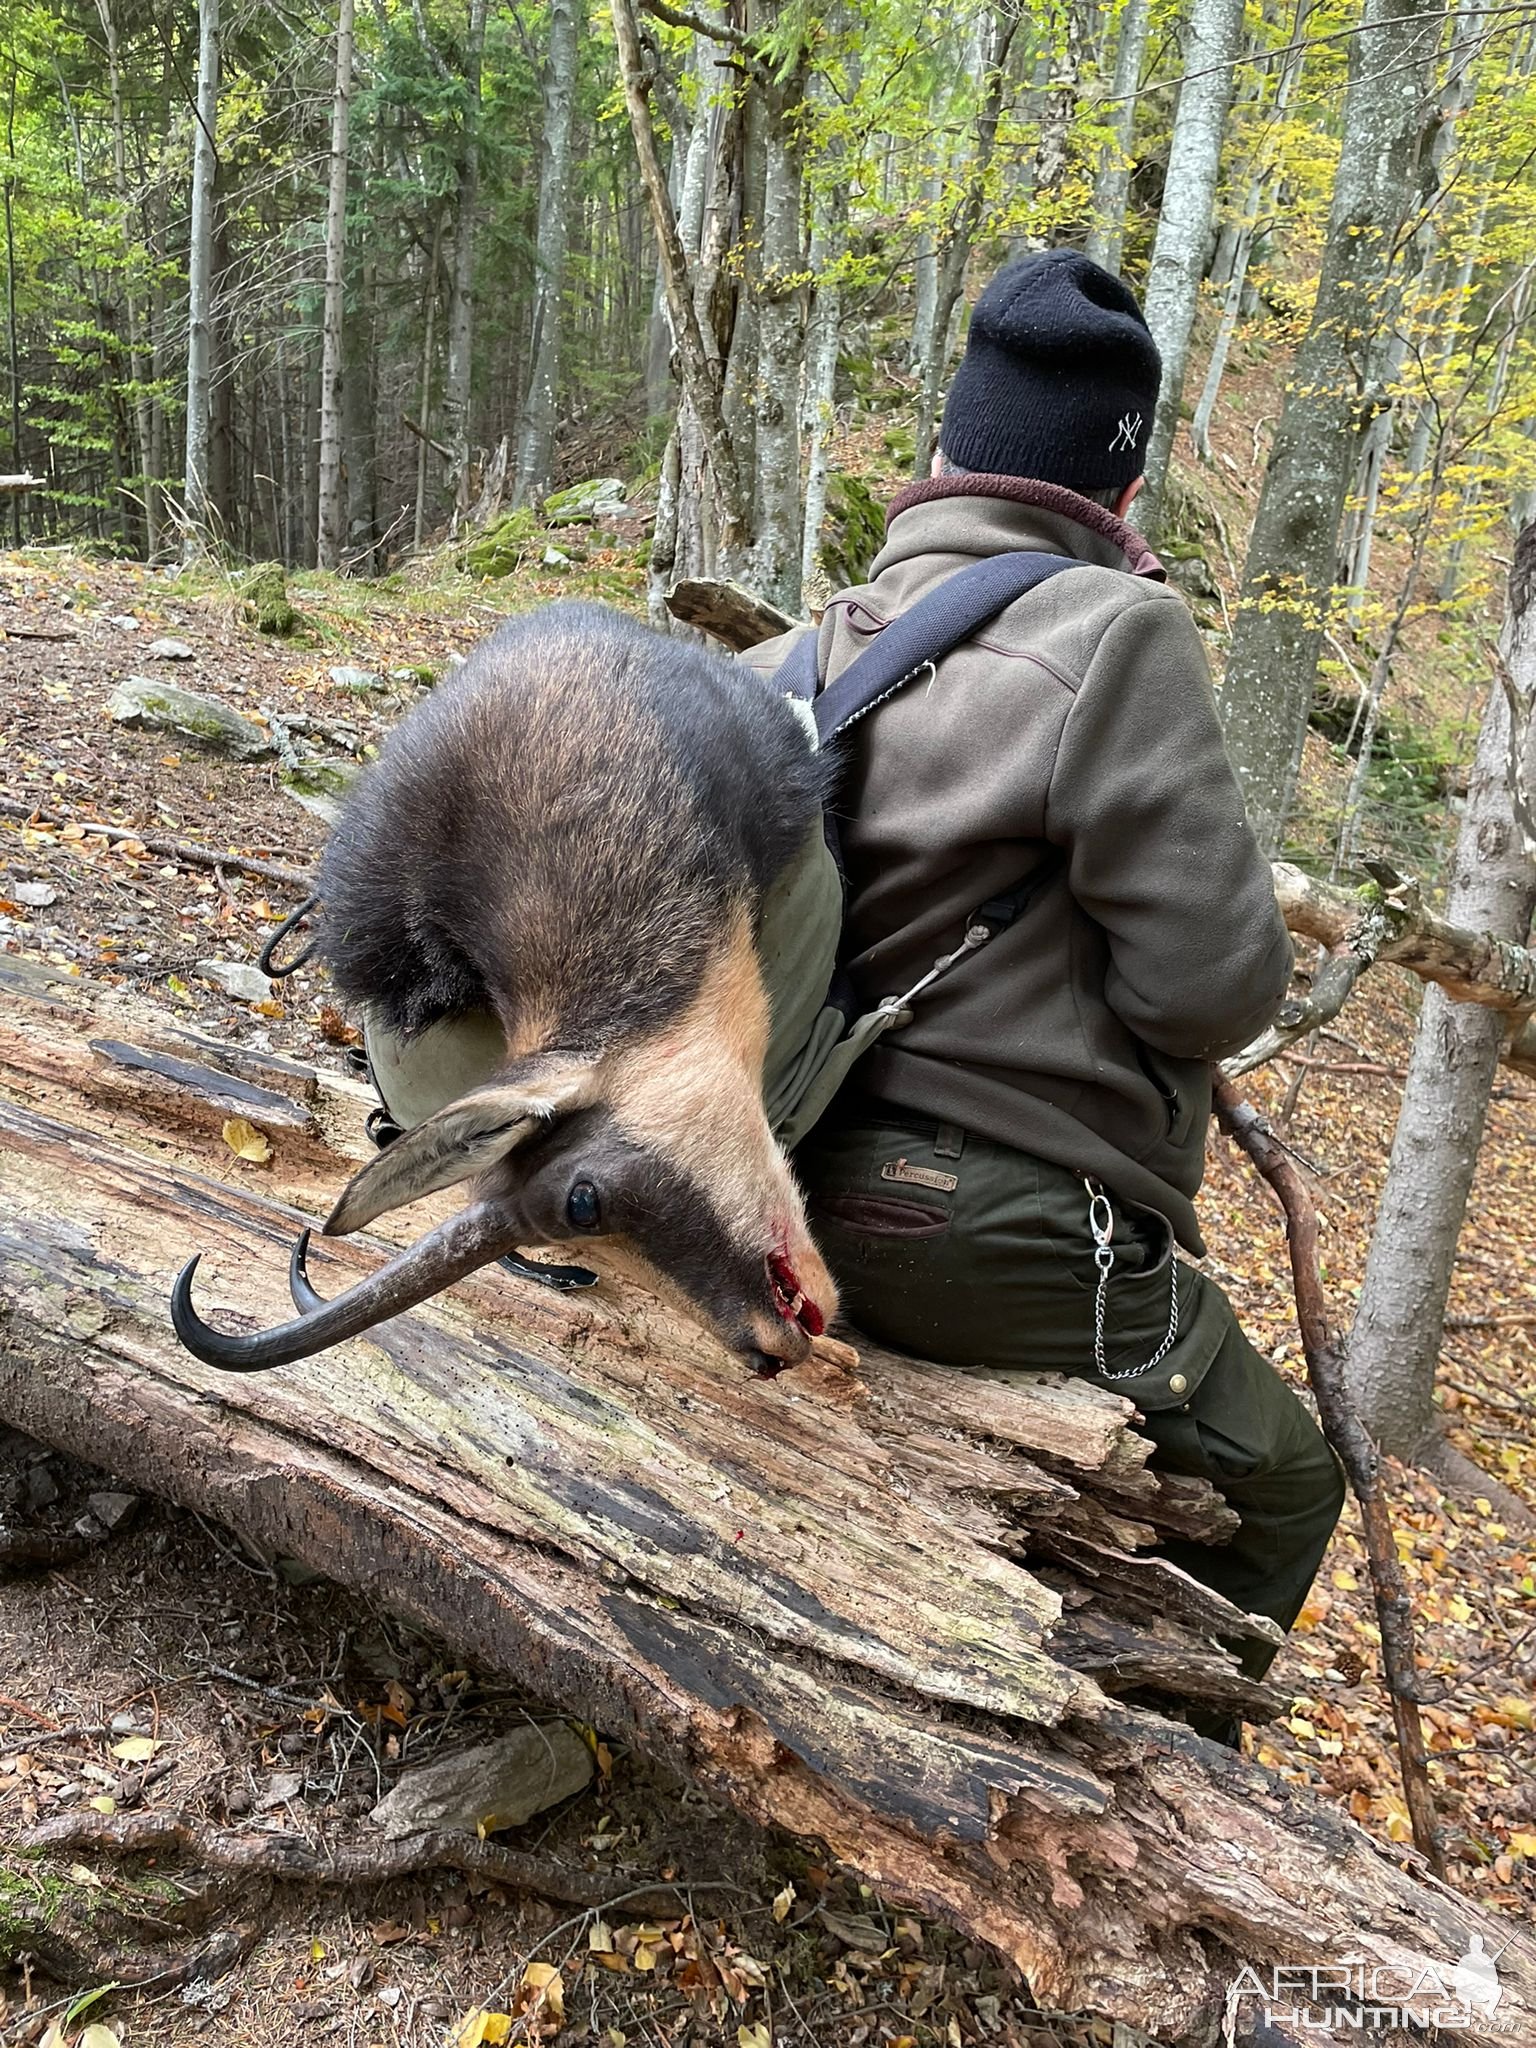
top-left (781, 551), bottom-right (1080, 744)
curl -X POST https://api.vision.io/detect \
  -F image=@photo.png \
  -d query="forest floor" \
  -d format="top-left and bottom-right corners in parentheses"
top-left (2, 534), bottom-right (1535, 2048)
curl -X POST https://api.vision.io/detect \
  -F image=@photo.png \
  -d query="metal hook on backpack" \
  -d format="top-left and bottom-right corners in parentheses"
top-left (259, 892), bottom-right (321, 979)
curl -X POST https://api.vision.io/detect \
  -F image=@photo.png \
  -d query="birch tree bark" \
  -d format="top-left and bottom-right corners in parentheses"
top-left (182, 0), bottom-right (220, 562)
top-left (442, 0), bottom-right (490, 528)
top-left (1137, 0), bottom-right (1245, 528)
top-left (1217, 0), bottom-right (1437, 854)
top-left (512, 0), bottom-right (580, 508)
top-left (1345, 521), bottom-right (1536, 1464)
top-left (315, 0), bottom-right (355, 571)
top-left (1083, 0), bottom-right (1149, 272)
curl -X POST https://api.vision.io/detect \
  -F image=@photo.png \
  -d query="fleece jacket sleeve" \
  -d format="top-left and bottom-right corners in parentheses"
top-left (1044, 592), bottom-right (1294, 1061)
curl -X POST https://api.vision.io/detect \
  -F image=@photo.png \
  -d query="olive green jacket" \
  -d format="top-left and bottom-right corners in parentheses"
top-left (746, 475), bottom-right (1292, 1254)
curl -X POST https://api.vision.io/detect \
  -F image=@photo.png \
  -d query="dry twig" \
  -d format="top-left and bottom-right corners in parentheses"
top-left (0, 794), bottom-right (314, 890)
top-left (1212, 1072), bottom-right (1446, 1879)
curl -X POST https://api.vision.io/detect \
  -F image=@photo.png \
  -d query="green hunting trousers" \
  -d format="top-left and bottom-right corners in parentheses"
top-left (794, 1099), bottom-right (1346, 1689)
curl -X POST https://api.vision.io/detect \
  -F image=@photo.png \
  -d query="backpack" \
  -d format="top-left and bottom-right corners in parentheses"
top-left (358, 551), bottom-right (1078, 1183)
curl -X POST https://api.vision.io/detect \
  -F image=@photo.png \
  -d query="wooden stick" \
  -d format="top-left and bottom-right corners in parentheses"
top-left (0, 794), bottom-right (315, 890)
top-left (1212, 1072), bottom-right (1446, 1879)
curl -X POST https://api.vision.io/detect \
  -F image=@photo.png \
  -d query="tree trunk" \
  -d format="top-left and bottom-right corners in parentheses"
top-left (747, 60), bottom-right (809, 615)
top-left (1216, 0), bottom-right (1437, 855)
top-left (1345, 523), bottom-right (1536, 1462)
top-left (1029, 0), bottom-right (1095, 228)
top-left (182, 0), bottom-right (221, 562)
top-left (911, 10), bottom-right (1018, 478)
top-left (95, 0), bottom-right (156, 560)
top-left (1137, 0), bottom-right (1245, 529)
top-left (908, 166), bottom-right (943, 372)
top-left (512, 0), bottom-right (580, 508)
top-left (442, 0), bottom-right (490, 528)
top-left (612, 0), bottom-right (747, 575)
top-left (1083, 0), bottom-right (1149, 272)
top-left (316, 0), bottom-right (356, 571)
top-left (1189, 6), bottom-right (1311, 465)
top-left (413, 213), bottom-right (443, 552)
top-left (3, 68), bottom-right (22, 549)
top-left (3, 954), bottom-right (1535, 2044)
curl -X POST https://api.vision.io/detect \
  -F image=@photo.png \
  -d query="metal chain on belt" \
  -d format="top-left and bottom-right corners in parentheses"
top-left (1084, 1178), bottom-right (1180, 1382)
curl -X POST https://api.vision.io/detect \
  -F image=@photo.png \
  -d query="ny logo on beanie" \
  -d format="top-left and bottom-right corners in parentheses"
top-left (1110, 412), bottom-right (1144, 454)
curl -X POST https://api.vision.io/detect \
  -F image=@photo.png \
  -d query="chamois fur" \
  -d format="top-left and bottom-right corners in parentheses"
top-left (319, 602), bottom-right (828, 1049)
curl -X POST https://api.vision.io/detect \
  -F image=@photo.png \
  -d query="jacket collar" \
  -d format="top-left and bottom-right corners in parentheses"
top-left (877, 473), bottom-right (1166, 582)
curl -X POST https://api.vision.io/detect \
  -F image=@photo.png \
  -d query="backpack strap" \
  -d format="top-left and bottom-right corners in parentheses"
top-left (782, 550), bottom-right (1080, 743)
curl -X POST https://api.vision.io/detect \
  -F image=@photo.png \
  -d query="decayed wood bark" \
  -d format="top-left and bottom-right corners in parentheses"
top-left (2, 957), bottom-right (1533, 2043)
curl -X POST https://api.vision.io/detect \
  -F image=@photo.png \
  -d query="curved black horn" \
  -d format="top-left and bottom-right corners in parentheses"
top-left (170, 1200), bottom-right (526, 1373)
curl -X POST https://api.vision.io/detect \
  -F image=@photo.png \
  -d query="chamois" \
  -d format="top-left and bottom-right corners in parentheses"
top-left (171, 602), bottom-right (838, 1376)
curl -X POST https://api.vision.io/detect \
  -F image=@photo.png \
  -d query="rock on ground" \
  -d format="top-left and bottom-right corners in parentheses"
top-left (108, 677), bottom-right (271, 760)
top-left (369, 1724), bottom-right (593, 1840)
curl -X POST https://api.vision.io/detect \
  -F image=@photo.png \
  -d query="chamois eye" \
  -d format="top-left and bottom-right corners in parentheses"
top-left (565, 1180), bottom-right (601, 1231)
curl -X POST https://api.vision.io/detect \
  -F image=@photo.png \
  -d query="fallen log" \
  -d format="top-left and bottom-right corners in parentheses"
top-left (1, 957), bottom-right (1533, 2045)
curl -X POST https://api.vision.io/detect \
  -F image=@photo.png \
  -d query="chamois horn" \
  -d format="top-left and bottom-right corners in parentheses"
top-left (169, 1200), bottom-right (525, 1372)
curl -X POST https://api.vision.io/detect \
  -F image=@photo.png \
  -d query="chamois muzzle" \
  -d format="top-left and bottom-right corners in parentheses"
top-left (169, 1200), bottom-right (526, 1372)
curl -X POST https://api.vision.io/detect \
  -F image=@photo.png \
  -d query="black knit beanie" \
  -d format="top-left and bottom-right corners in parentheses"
top-left (938, 250), bottom-right (1162, 491)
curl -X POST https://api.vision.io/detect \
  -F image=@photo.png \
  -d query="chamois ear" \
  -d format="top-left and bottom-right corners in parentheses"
top-left (324, 1068), bottom-right (592, 1238)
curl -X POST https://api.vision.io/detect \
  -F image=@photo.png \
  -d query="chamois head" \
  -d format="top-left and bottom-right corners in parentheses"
top-left (171, 603), bottom-right (837, 1377)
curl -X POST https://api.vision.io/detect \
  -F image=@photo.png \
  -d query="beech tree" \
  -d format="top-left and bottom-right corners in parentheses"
top-left (1218, 0), bottom-right (1439, 854)
top-left (1346, 520), bottom-right (1536, 1465)
top-left (1136, 0), bottom-right (1244, 527)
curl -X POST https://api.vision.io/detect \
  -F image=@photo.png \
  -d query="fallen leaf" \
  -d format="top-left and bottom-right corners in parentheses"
top-left (88, 1794), bottom-right (117, 1814)
top-left (68, 1863), bottom-right (105, 1888)
top-left (109, 1735), bottom-right (161, 1764)
top-left (738, 2028), bottom-right (771, 2048)
top-left (771, 1882), bottom-right (795, 1924)
top-left (222, 1116), bottom-right (272, 1164)
top-left (450, 2009), bottom-right (513, 2046)
top-left (78, 2027), bottom-right (124, 2048)
top-left (520, 1961), bottom-right (564, 2020)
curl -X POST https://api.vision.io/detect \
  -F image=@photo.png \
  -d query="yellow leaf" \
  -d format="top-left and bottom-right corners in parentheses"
top-left (449, 2012), bottom-right (512, 2048)
top-left (1508, 1831), bottom-right (1536, 1859)
top-left (78, 2028), bottom-right (124, 2048)
top-left (110, 1734), bottom-right (161, 1764)
top-left (771, 1882), bottom-right (795, 1924)
top-left (521, 1962), bottom-right (564, 2020)
top-left (738, 2028), bottom-right (771, 2048)
top-left (1447, 1595), bottom-right (1473, 1625)
top-left (222, 1117), bottom-right (272, 1164)
top-left (88, 1795), bottom-right (117, 1815)
top-left (634, 1942), bottom-right (658, 1972)
top-left (1330, 1569), bottom-right (1358, 1591)
top-left (1287, 1716), bottom-right (1316, 1740)
top-left (68, 1864), bottom-right (105, 1888)
top-left (1498, 1696), bottom-right (1535, 1730)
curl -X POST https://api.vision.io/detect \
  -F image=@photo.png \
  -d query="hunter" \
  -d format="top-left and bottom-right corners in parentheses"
top-left (748, 250), bottom-right (1346, 1729)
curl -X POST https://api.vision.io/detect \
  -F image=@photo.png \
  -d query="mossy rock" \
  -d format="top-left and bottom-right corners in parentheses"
top-left (239, 561), bottom-right (299, 636)
top-left (542, 478), bottom-right (627, 525)
top-left (881, 425), bottom-right (916, 469)
top-left (107, 677), bottom-right (271, 759)
top-left (463, 507), bottom-right (539, 579)
top-left (816, 474), bottom-right (886, 593)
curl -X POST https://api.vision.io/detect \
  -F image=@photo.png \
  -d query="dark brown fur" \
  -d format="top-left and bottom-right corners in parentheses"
top-left (319, 602), bottom-right (827, 1050)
